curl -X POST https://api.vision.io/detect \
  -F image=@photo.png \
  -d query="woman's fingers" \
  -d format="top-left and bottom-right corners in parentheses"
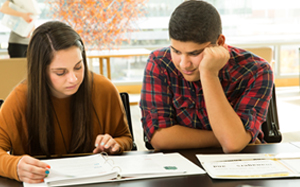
top-left (93, 134), bottom-right (120, 154)
top-left (17, 156), bottom-right (50, 183)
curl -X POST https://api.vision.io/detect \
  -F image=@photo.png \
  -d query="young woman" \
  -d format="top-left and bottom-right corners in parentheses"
top-left (0, 21), bottom-right (133, 183)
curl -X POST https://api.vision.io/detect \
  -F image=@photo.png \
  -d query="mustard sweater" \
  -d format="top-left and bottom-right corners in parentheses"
top-left (0, 73), bottom-right (133, 181)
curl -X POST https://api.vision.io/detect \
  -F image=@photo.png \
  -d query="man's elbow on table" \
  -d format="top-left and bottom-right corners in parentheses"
top-left (222, 143), bottom-right (246, 153)
top-left (220, 134), bottom-right (252, 153)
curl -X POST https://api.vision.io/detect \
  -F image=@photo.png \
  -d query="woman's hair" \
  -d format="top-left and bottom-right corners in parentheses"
top-left (169, 0), bottom-right (222, 44)
top-left (26, 21), bottom-right (93, 156)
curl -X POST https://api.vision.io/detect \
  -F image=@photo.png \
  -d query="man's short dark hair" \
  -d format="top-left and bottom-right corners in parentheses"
top-left (169, 0), bottom-right (222, 44)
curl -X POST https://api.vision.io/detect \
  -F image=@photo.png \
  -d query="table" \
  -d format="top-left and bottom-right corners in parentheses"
top-left (3, 142), bottom-right (300, 187)
top-left (86, 48), bottom-right (151, 79)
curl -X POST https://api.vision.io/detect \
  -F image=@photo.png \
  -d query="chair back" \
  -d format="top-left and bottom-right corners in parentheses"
top-left (261, 85), bottom-right (282, 142)
top-left (119, 92), bottom-right (137, 150)
top-left (0, 58), bottom-right (27, 100)
top-left (244, 47), bottom-right (273, 63)
top-left (244, 47), bottom-right (281, 143)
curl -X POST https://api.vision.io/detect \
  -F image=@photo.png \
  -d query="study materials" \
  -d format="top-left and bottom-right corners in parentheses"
top-left (291, 141), bottom-right (300, 149)
top-left (1, 1), bottom-right (40, 37)
top-left (197, 152), bottom-right (300, 179)
top-left (24, 152), bottom-right (205, 187)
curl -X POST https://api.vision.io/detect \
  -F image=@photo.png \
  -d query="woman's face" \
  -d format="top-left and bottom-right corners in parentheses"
top-left (47, 46), bottom-right (84, 99)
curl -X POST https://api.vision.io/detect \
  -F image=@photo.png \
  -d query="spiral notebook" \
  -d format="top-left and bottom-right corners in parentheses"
top-left (24, 152), bottom-right (205, 187)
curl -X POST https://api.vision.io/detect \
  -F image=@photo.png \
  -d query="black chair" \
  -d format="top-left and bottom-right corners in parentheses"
top-left (0, 99), bottom-right (3, 108)
top-left (144, 85), bottom-right (282, 149)
top-left (262, 85), bottom-right (282, 143)
top-left (119, 92), bottom-right (137, 151)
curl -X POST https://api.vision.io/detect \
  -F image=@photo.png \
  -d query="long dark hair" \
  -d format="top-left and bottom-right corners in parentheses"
top-left (169, 0), bottom-right (222, 44)
top-left (26, 21), bottom-right (93, 157)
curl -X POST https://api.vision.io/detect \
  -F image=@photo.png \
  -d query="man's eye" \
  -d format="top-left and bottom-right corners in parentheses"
top-left (190, 53), bottom-right (200, 56)
top-left (173, 50), bottom-right (181, 54)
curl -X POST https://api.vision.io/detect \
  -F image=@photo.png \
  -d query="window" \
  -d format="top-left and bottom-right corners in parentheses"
top-left (1, 0), bottom-right (299, 81)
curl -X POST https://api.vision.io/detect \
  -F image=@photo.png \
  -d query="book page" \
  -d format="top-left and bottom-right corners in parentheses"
top-left (109, 153), bottom-right (205, 178)
top-left (43, 154), bottom-right (117, 184)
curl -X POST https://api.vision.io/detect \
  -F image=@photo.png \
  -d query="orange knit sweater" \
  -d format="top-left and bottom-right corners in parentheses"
top-left (0, 73), bottom-right (132, 181)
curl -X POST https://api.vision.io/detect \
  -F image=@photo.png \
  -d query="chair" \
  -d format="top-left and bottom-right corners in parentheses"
top-left (119, 92), bottom-right (137, 150)
top-left (245, 47), bottom-right (273, 65)
top-left (245, 47), bottom-right (281, 143)
top-left (262, 85), bottom-right (282, 143)
top-left (0, 99), bottom-right (3, 108)
top-left (0, 58), bottom-right (27, 100)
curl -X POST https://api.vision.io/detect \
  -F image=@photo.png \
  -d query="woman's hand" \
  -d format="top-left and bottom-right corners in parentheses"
top-left (93, 134), bottom-right (120, 154)
top-left (17, 156), bottom-right (50, 183)
top-left (21, 12), bottom-right (33, 23)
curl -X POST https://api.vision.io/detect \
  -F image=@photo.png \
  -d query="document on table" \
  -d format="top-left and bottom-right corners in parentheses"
top-left (23, 152), bottom-right (205, 187)
top-left (197, 153), bottom-right (300, 179)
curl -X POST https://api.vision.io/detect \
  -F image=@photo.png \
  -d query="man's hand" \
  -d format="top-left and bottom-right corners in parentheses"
top-left (17, 156), bottom-right (50, 183)
top-left (93, 134), bottom-right (120, 154)
top-left (199, 44), bottom-right (230, 76)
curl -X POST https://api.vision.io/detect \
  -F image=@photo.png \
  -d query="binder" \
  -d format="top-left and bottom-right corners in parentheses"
top-left (24, 152), bottom-right (205, 187)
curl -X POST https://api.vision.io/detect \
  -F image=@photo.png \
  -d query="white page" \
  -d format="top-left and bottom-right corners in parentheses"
top-left (44, 154), bottom-right (115, 182)
top-left (280, 159), bottom-right (300, 174)
top-left (24, 153), bottom-right (206, 187)
top-left (197, 153), bottom-right (300, 179)
top-left (109, 152), bottom-right (205, 178)
top-left (24, 154), bottom-right (118, 187)
top-left (203, 160), bottom-right (290, 177)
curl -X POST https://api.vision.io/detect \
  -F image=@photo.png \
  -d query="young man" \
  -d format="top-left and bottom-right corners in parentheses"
top-left (140, 0), bottom-right (273, 153)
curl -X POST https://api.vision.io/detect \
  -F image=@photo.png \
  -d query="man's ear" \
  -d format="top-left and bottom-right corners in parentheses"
top-left (216, 34), bottom-right (225, 46)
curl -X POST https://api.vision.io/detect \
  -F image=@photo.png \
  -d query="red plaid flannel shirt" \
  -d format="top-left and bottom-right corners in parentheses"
top-left (140, 45), bottom-right (274, 143)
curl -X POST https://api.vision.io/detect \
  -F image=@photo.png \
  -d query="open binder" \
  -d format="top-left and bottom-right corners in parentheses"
top-left (197, 153), bottom-right (300, 179)
top-left (24, 152), bottom-right (205, 187)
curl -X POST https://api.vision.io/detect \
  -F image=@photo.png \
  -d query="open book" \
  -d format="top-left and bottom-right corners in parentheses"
top-left (24, 152), bottom-right (205, 187)
top-left (197, 152), bottom-right (300, 179)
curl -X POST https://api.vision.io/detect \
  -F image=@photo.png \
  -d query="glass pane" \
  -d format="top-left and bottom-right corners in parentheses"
top-left (280, 45), bottom-right (300, 76)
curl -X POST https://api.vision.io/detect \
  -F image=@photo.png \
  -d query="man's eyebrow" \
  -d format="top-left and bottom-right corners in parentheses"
top-left (170, 46), bottom-right (178, 51)
top-left (186, 49), bottom-right (204, 54)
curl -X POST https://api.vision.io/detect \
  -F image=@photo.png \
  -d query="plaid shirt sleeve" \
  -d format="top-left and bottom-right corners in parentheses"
top-left (229, 50), bottom-right (274, 143)
top-left (140, 49), bottom-right (176, 141)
